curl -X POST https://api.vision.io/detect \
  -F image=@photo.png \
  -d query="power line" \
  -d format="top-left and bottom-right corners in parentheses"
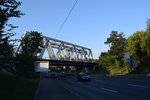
top-left (55, 0), bottom-right (79, 38)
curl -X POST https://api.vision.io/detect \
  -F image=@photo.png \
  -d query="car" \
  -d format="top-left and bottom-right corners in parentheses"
top-left (49, 72), bottom-right (59, 78)
top-left (59, 72), bottom-right (67, 77)
top-left (77, 72), bottom-right (91, 81)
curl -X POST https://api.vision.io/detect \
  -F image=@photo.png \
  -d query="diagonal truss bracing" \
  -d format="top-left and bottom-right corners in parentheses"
top-left (16, 32), bottom-right (93, 62)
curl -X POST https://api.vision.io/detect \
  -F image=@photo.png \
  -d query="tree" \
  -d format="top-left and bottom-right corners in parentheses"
top-left (104, 31), bottom-right (126, 58)
top-left (15, 31), bottom-right (43, 78)
top-left (20, 31), bottom-right (44, 58)
top-left (98, 31), bottom-right (128, 75)
top-left (125, 19), bottom-right (150, 74)
top-left (99, 52), bottom-right (108, 58)
top-left (127, 20), bottom-right (150, 59)
top-left (98, 19), bottom-right (150, 74)
top-left (0, 0), bottom-right (24, 56)
top-left (145, 19), bottom-right (150, 56)
top-left (146, 18), bottom-right (150, 32)
top-left (0, 0), bottom-right (23, 71)
top-left (15, 54), bottom-right (35, 78)
top-left (127, 31), bottom-right (147, 59)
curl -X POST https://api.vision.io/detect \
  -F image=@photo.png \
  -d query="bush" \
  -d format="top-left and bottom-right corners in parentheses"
top-left (99, 55), bottom-right (130, 75)
top-left (0, 72), bottom-right (39, 100)
top-left (15, 55), bottom-right (36, 78)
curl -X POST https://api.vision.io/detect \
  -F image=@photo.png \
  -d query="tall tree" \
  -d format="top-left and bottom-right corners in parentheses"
top-left (127, 19), bottom-right (150, 59)
top-left (105, 31), bottom-right (126, 58)
top-left (15, 31), bottom-right (43, 77)
top-left (146, 18), bottom-right (150, 32)
top-left (20, 31), bottom-right (44, 58)
top-left (145, 19), bottom-right (150, 56)
top-left (127, 31), bottom-right (146, 59)
top-left (0, 0), bottom-right (24, 56)
top-left (0, 0), bottom-right (23, 71)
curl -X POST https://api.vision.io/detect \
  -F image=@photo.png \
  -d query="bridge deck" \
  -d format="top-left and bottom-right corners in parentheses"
top-left (35, 59), bottom-right (98, 67)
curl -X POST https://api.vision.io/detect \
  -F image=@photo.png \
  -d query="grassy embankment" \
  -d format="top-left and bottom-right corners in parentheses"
top-left (96, 65), bottom-right (150, 75)
top-left (0, 72), bottom-right (39, 100)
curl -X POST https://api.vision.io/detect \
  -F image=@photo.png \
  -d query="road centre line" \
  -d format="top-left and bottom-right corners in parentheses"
top-left (101, 88), bottom-right (118, 93)
top-left (128, 84), bottom-right (149, 88)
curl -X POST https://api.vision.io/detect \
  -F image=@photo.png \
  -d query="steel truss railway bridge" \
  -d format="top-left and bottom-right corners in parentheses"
top-left (16, 32), bottom-right (98, 72)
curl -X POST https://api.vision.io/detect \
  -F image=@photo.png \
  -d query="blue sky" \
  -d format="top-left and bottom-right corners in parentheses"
top-left (10, 0), bottom-right (150, 59)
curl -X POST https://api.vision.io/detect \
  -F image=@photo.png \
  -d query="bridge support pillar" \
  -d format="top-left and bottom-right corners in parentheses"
top-left (84, 65), bottom-right (98, 74)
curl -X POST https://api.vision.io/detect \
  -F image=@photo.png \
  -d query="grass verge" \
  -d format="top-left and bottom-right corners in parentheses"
top-left (0, 72), bottom-right (39, 100)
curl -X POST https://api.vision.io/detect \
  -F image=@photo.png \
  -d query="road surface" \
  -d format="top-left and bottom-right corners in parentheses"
top-left (36, 74), bottom-right (150, 100)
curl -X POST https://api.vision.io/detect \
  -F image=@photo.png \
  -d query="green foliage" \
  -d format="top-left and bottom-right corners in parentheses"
top-left (15, 31), bottom-right (43, 78)
top-left (20, 31), bottom-right (43, 57)
top-left (0, 0), bottom-right (23, 71)
top-left (99, 52), bottom-right (108, 58)
top-left (99, 19), bottom-right (150, 74)
top-left (99, 55), bottom-right (116, 68)
top-left (146, 18), bottom-right (150, 32)
top-left (0, 0), bottom-right (22, 33)
top-left (143, 19), bottom-right (150, 57)
top-left (145, 32), bottom-right (150, 56)
top-left (126, 19), bottom-right (150, 73)
top-left (0, 37), bottom-right (14, 56)
top-left (15, 55), bottom-right (35, 78)
top-left (99, 55), bottom-right (116, 74)
top-left (99, 55), bottom-right (129, 74)
top-left (126, 31), bottom-right (147, 59)
top-left (0, 0), bottom-right (24, 56)
top-left (126, 28), bottom-right (150, 58)
top-left (141, 56), bottom-right (150, 73)
top-left (98, 31), bottom-right (128, 75)
top-left (0, 72), bottom-right (39, 100)
top-left (0, 57), bottom-right (15, 73)
top-left (105, 31), bottom-right (126, 58)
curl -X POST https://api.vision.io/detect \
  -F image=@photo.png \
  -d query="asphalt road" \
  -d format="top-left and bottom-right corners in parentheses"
top-left (36, 74), bottom-right (150, 100)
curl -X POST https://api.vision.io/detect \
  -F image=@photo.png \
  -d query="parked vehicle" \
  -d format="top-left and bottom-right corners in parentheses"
top-left (77, 72), bottom-right (91, 81)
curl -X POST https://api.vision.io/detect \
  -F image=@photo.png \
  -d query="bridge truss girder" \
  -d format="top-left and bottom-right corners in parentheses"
top-left (16, 32), bottom-right (93, 62)
top-left (39, 36), bottom-right (93, 61)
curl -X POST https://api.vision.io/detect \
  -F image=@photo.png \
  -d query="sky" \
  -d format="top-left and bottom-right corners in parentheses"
top-left (10, 0), bottom-right (150, 59)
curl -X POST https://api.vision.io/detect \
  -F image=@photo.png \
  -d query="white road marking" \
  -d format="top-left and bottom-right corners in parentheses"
top-left (101, 88), bottom-right (118, 93)
top-left (128, 84), bottom-right (149, 88)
